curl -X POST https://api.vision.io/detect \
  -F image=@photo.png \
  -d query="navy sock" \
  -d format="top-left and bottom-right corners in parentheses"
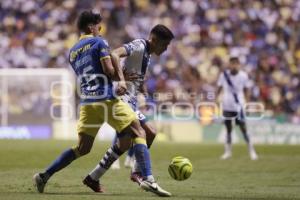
top-left (45, 148), bottom-right (77, 178)
top-left (133, 144), bottom-right (152, 177)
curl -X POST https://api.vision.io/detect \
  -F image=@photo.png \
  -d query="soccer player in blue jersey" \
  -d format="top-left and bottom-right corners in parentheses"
top-left (33, 11), bottom-right (171, 197)
top-left (86, 24), bottom-right (174, 186)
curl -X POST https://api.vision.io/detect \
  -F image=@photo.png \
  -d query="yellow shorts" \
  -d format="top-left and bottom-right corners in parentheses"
top-left (77, 98), bottom-right (136, 137)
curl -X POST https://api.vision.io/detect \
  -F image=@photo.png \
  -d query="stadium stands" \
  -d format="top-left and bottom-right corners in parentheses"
top-left (0, 0), bottom-right (299, 123)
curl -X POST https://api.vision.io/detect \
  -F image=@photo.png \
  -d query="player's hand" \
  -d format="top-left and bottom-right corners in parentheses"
top-left (124, 69), bottom-right (140, 81)
top-left (116, 81), bottom-right (127, 96)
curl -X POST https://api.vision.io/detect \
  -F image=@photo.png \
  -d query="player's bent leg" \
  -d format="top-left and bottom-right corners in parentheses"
top-left (111, 133), bottom-right (121, 169)
top-left (83, 143), bottom-right (125, 192)
top-left (118, 119), bottom-right (152, 183)
top-left (33, 133), bottom-right (95, 193)
top-left (84, 134), bottom-right (130, 192)
top-left (128, 120), bottom-right (153, 181)
top-left (120, 120), bottom-right (172, 196)
top-left (33, 146), bottom-right (80, 193)
top-left (130, 121), bottom-right (157, 184)
top-left (83, 99), bottom-right (136, 192)
top-left (85, 99), bottom-right (171, 196)
top-left (126, 111), bottom-right (152, 169)
top-left (132, 136), bottom-right (171, 197)
top-left (76, 133), bottom-right (96, 156)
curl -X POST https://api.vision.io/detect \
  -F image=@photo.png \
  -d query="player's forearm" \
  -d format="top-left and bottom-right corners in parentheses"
top-left (110, 52), bottom-right (125, 82)
top-left (100, 58), bottom-right (115, 78)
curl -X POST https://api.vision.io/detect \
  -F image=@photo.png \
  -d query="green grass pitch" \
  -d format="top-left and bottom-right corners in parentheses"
top-left (0, 140), bottom-right (299, 200)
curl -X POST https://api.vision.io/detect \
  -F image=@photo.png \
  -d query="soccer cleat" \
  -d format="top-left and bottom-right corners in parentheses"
top-left (33, 173), bottom-right (46, 193)
top-left (250, 150), bottom-right (258, 160)
top-left (83, 175), bottom-right (104, 193)
top-left (220, 151), bottom-right (232, 160)
top-left (140, 180), bottom-right (172, 197)
top-left (130, 172), bottom-right (143, 185)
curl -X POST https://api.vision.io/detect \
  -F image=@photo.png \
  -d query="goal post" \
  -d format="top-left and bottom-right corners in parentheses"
top-left (0, 68), bottom-right (76, 140)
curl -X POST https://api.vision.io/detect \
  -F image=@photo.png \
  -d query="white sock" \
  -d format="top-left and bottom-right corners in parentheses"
top-left (224, 143), bottom-right (232, 154)
top-left (89, 164), bottom-right (107, 181)
top-left (248, 142), bottom-right (256, 154)
top-left (89, 146), bottom-right (121, 180)
top-left (146, 175), bottom-right (155, 183)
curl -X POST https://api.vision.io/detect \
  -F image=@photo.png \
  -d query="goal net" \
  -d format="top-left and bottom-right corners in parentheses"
top-left (0, 68), bottom-right (76, 139)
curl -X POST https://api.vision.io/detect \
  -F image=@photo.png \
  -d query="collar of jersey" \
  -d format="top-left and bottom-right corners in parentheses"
top-left (79, 34), bottom-right (94, 40)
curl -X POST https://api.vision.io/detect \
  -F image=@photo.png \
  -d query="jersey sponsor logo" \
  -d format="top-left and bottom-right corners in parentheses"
top-left (70, 44), bottom-right (91, 62)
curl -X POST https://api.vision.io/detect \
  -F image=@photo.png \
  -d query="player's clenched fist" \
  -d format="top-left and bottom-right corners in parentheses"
top-left (116, 81), bottom-right (127, 96)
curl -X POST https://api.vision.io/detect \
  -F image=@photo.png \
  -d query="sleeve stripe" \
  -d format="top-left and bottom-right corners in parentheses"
top-left (100, 55), bottom-right (111, 61)
top-left (123, 45), bottom-right (131, 56)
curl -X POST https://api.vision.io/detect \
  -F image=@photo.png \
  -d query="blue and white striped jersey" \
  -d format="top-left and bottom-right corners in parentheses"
top-left (121, 39), bottom-right (151, 110)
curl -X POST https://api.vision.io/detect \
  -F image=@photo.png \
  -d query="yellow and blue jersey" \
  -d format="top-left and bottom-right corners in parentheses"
top-left (69, 34), bottom-right (114, 103)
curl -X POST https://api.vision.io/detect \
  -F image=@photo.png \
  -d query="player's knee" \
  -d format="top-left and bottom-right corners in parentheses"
top-left (71, 146), bottom-right (82, 158)
top-left (116, 138), bottom-right (131, 153)
top-left (81, 145), bottom-right (92, 156)
top-left (136, 126), bottom-right (146, 138)
top-left (128, 120), bottom-right (146, 138)
top-left (225, 120), bottom-right (232, 126)
top-left (77, 132), bottom-right (94, 156)
top-left (75, 144), bottom-right (92, 156)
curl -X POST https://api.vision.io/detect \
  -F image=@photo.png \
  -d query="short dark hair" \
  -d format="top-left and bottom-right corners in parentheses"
top-left (229, 57), bottom-right (240, 63)
top-left (150, 24), bottom-right (174, 41)
top-left (77, 10), bottom-right (102, 33)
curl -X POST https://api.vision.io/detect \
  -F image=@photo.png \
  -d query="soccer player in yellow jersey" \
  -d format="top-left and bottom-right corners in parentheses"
top-left (33, 10), bottom-right (171, 197)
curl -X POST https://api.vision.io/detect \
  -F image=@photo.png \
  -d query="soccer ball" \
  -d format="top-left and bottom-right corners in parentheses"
top-left (168, 156), bottom-right (193, 181)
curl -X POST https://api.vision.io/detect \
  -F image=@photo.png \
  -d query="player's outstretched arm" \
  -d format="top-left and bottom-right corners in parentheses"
top-left (112, 46), bottom-right (128, 59)
top-left (112, 47), bottom-right (140, 81)
top-left (110, 49), bottom-right (126, 81)
top-left (110, 47), bottom-right (128, 79)
top-left (110, 48), bottom-right (128, 95)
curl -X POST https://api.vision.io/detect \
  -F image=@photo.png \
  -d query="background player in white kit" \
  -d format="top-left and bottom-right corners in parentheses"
top-left (85, 24), bottom-right (174, 187)
top-left (216, 57), bottom-right (258, 160)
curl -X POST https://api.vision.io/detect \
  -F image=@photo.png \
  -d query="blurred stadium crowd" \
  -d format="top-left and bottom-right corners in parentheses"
top-left (0, 0), bottom-right (300, 123)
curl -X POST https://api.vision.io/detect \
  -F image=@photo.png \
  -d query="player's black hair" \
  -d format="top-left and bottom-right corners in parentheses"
top-left (77, 10), bottom-right (102, 33)
top-left (229, 57), bottom-right (240, 63)
top-left (150, 24), bottom-right (174, 41)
